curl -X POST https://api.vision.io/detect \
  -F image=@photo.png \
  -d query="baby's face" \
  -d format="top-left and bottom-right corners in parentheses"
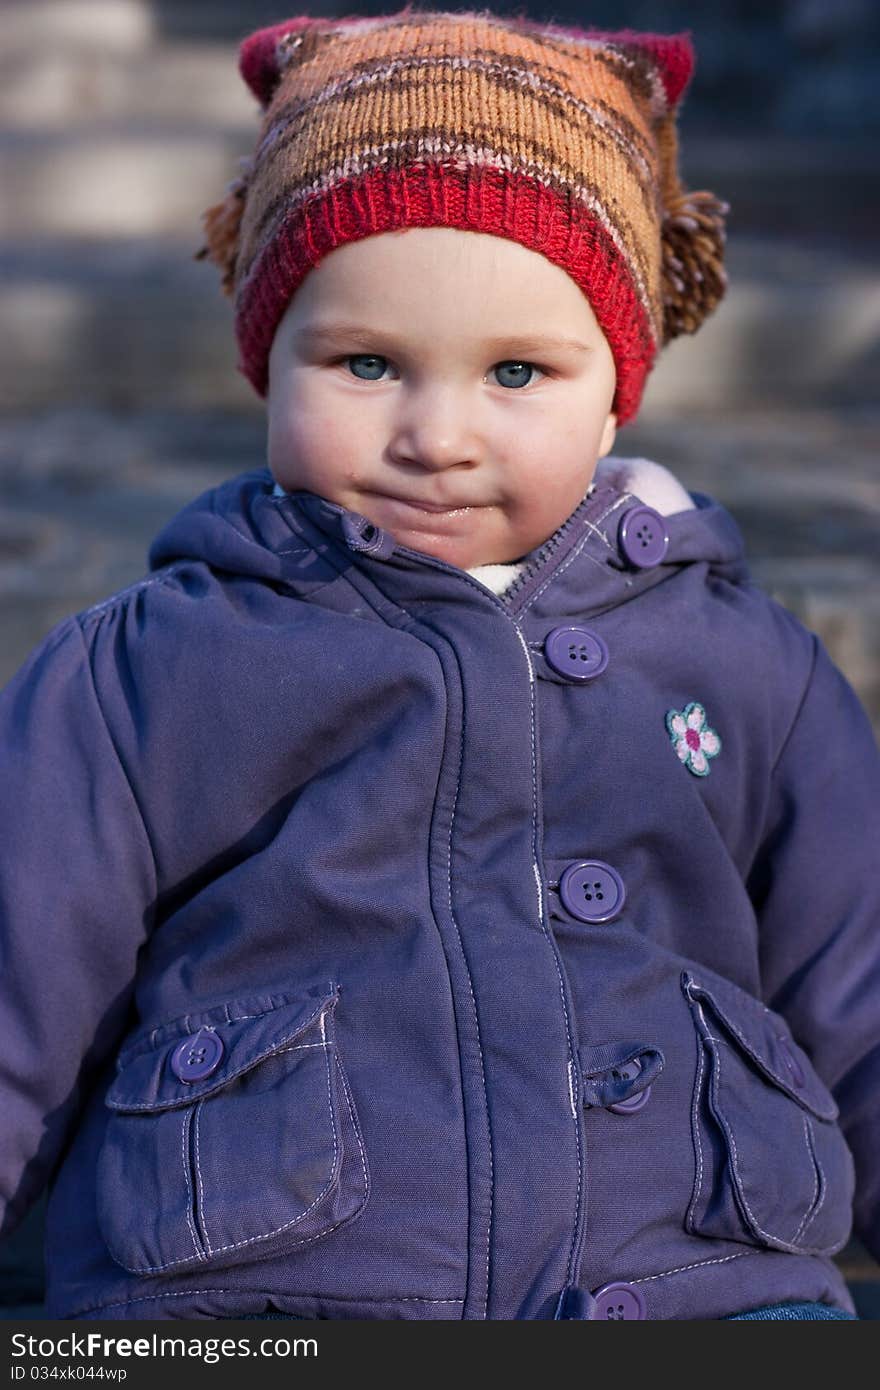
top-left (266, 228), bottom-right (617, 569)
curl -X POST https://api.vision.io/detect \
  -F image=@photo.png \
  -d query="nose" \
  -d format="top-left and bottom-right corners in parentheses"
top-left (389, 383), bottom-right (481, 472)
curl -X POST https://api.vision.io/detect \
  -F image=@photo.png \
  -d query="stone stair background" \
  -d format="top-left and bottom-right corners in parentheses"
top-left (0, 0), bottom-right (878, 1315)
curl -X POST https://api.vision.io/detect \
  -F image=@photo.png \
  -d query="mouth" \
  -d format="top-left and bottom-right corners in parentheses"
top-left (368, 492), bottom-right (477, 518)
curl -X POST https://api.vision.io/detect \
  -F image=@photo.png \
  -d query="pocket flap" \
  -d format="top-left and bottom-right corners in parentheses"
top-left (107, 982), bottom-right (337, 1113)
top-left (681, 970), bottom-right (837, 1121)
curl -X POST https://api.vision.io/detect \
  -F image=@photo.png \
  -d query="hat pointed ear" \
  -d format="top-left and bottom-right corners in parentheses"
top-left (239, 16), bottom-right (328, 106)
top-left (620, 31), bottom-right (695, 107)
top-left (541, 23), bottom-right (695, 109)
top-left (238, 9), bottom-right (423, 107)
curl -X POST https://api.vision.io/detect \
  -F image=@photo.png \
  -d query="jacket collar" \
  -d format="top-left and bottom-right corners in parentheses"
top-left (275, 465), bottom-right (748, 619)
top-left (150, 465), bottom-right (749, 622)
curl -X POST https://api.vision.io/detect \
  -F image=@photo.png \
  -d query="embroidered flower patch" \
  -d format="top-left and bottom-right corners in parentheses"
top-left (665, 702), bottom-right (721, 777)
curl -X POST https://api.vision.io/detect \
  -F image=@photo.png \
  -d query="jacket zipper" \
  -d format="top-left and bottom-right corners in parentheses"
top-left (499, 485), bottom-right (598, 607)
top-left (374, 528), bottom-right (591, 1306)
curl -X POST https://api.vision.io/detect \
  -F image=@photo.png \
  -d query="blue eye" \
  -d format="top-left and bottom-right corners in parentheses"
top-left (346, 354), bottom-right (388, 381)
top-left (493, 360), bottom-right (542, 389)
top-left (340, 354), bottom-right (544, 387)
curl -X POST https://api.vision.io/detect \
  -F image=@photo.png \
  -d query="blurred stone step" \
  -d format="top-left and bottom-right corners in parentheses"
top-left (2, 232), bottom-right (878, 413)
top-left (0, 46), bottom-right (255, 132)
top-left (0, 0), bottom-right (255, 133)
top-left (682, 135), bottom-right (880, 245)
top-left (0, 129), bottom-right (252, 239)
top-left (2, 0), bottom-right (155, 53)
top-left (0, 236), bottom-right (251, 412)
top-left (0, 0), bottom-right (283, 49)
top-left (646, 234), bottom-right (880, 414)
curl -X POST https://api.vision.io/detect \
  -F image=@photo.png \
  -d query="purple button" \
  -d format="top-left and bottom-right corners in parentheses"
top-left (607, 1055), bottom-right (653, 1114)
top-left (544, 625), bottom-right (609, 682)
top-left (340, 512), bottom-right (394, 557)
top-left (591, 1281), bottom-right (647, 1320)
top-left (170, 1028), bottom-right (224, 1083)
top-left (618, 505), bottom-right (669, 569)
top-left (559, 860), bottom-right (626, 924)
top-left (608, 1084), bottom-right (652, 1115)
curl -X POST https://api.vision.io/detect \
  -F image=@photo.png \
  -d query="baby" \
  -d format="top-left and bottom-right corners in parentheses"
top-left (1, 7), bottom-right (878, 1322)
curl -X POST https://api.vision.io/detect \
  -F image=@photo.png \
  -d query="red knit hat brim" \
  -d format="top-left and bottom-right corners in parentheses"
top-left (235, 163), bottom-right (655, 426)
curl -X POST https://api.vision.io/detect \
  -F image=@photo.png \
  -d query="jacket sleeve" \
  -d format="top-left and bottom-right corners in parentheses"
top-left (748, 629), bottom-right (880, 1263)
top-left (0, 615), bottom-right (156, 1238)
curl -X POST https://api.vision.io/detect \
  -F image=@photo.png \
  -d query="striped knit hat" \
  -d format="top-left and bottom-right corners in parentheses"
top-left (197, 5), bottom-right (728, 425)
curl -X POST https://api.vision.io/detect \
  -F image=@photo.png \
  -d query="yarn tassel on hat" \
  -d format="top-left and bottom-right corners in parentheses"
top-left (661, 187), bottom-right (729, 340)
top-left (655, 108), bottom-right (729, 342)
top-left (194, 158), bottom-right (254, 296)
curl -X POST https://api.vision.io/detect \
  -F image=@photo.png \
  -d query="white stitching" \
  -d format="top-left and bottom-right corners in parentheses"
top-left (806, 1117), bottom-right (828, 1231)
top-left (180, 1110), bottom-right (202, 1259)
top-left (686, 1016), bottom-right (706, 1233)
top-left (791, 1115), bottom-right (820, 1244)
top-left (113, 998), bottom-right (334, 1102)
top-left (193, 1100), bottom-right (211, 1255)
top-left (793, 1115), bottom-right (826, 1243)
top-left (75, 1289), bottom-right (466, 1316)
top-left (120, 996), bottom-right (336, 1069)
top-left (631, 1250), bottom-right (755, 1284)
top-left (335, 1053), bottom-right (370, 1202)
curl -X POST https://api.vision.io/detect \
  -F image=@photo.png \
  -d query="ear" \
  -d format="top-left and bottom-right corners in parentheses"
top-left (598, 412), bottom-right (618, 458)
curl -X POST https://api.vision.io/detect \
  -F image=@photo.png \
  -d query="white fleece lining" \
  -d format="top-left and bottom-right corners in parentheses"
top-left (592, 455), bottom-right (695, 518)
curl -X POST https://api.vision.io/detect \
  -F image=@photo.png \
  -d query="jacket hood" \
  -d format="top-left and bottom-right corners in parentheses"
top-left (148, 460), bottom-right (751, 603)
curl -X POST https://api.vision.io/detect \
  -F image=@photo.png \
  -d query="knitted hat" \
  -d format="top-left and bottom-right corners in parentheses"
top-left (197, 4), bottom-right (728, 425)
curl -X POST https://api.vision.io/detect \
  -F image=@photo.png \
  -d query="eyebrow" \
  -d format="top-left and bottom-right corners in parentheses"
top-left (294, 322), bottom-right (593, 355)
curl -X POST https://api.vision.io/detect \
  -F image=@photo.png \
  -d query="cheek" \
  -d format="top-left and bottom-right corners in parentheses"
top-left (507, 455), bottom-right (591, 533)
top-left (268, 389), bottom-right (350, 471)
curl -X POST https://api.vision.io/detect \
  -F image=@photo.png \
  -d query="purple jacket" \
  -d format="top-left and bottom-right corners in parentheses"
top-left (1, 466), bottom-right (878, 1320)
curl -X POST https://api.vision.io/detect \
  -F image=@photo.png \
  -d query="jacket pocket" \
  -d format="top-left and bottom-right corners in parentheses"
top-left (97, 982), bottom-right (369, 1276)
top-left (681, 969), bottom-right (855, 1256)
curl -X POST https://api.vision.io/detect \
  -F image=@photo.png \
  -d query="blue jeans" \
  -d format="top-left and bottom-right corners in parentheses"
top-left (724, 1301), bottom-right (857, 1320)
